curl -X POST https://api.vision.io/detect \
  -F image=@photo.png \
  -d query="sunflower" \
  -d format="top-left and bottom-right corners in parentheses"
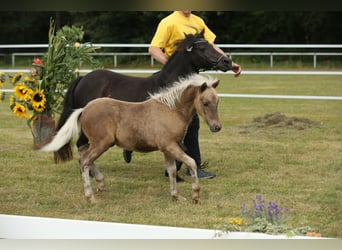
top-left (24, 75), bottom-right (36, 85)
top-left (13, 103), bottom-right (32, 118)
top-left (14, 83), bottom-right (33, 101)
top-left (30, 89), bottom-right (46, 112)
top-left (12, 72), bottom-right (23, 84)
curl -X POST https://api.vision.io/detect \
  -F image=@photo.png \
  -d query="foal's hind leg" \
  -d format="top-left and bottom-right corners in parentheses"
top-left (78, 145), bottom-right (97, 203)
top-left (90, 164), bottom-right (105, 192)
top-left (79, 145), bottom-right (105, 193)
top-left (79, 142), bottom-right (113, 203)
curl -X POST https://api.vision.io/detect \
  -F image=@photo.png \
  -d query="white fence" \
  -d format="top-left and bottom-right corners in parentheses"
top-left (1, 69), bottom-right (342, 101)
top-left (1, 43), bottom-right (342, 68)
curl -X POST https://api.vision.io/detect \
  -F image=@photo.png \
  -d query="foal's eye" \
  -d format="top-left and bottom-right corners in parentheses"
top-left (203, 102), bottom-right (209, 107)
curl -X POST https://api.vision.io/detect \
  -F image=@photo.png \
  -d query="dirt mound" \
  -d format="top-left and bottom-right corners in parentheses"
top-left (240, 112), bottom-right (321, 131)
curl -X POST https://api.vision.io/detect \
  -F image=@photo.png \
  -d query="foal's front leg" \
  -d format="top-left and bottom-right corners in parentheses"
top-left (180, 155), bottom-right (200, 204)
top-left (164, 145), bottom-right (200, 204)
top-left (164, 154), bottom-right (186, 202)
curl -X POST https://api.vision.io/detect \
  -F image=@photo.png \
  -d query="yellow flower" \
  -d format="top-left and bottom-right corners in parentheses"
top-left (30, 89), bottom-right (46, 112)
top-left (13, 103), bottom-right (32, 118)
top-left (227, 218), bottom-right (244, 226)
top-left (75, 42), bottom-right (80, 48)
top-left (12, 72), bottom-right (23, 84)
top-left (24, 76), bottom-right (36, 84)
top-left (14, 83), bottom-right (33, 101)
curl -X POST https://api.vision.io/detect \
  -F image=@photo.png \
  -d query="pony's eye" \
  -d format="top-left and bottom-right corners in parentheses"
top-left (203, 102), bottom-right (209, 107)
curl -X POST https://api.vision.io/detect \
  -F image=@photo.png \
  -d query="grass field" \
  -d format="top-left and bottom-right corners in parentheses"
top-left (0, 73), bottom-right (341, 238)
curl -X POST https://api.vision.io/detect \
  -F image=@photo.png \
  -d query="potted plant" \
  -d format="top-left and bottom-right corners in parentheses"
top-left (9, 18), bottom-right (100, 149)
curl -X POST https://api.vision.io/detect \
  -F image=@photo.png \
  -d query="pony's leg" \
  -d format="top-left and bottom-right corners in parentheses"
top-left (164, 154), bottom-right (186, 202)
top-left (181, 155), bottom-right (200, 204)
top-left (89, 164), bottom-right (105, 192)
top-left (78, 145), bottom-right (96, 203)
top-left (78, 138), bottom-right (114, 202)
top-left (164, 145), bottom-right (200, 204)
top-left (79, 145), bottom-right (105, 188)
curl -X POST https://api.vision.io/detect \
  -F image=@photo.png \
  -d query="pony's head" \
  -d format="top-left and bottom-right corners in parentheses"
top-left (193, 76), bottom-right (221, 132)
top-left (174, 31), bottom-right (232, 72)
top-left (150, 74), bottom-right (221, 133)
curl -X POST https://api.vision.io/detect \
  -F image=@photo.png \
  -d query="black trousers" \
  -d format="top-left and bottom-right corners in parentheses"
top-left (183, 114), bottom-right (201, 167)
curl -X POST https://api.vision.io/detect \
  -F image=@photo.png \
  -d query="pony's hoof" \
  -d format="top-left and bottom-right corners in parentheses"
top-left (192, 199), bottom-right (200, 204)
top-left (174, 195), bottom-right (187, 202)
top-left (86, 196), bottom-right (97, 203)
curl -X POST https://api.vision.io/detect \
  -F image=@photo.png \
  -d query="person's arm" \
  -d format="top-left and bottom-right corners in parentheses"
top-left (212, 44), bottom-right (241, 77)
top-left (148, 46), bottom-right (169, 65)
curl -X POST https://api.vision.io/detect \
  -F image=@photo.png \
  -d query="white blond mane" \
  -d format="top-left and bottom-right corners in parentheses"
top-left (149, 74), bottom-right (217, 109)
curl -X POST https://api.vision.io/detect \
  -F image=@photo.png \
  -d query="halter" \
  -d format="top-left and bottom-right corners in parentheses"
top-left (188, 39), bottom-right (227, 70)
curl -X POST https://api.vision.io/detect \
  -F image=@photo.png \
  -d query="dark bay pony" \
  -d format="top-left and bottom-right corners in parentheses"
top-left (54, 31), bottom-right (231, 163)
top-left (42, 74), bottom-right (221, 203)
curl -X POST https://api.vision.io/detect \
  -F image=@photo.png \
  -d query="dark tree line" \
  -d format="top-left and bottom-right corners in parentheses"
top-left (0, 11), bottom-right (341, 45)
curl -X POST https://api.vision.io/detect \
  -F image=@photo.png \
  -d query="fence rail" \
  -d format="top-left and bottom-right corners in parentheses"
top-left (1, 69), bottom-right (342, 101)
top-left (1, 43), bottom-right (342, 68)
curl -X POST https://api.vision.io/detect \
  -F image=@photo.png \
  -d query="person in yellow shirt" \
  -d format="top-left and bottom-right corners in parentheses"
top-left (149, 11), bottom-right (242, 76)
top-left (124, 11), bottom-right (241, 182)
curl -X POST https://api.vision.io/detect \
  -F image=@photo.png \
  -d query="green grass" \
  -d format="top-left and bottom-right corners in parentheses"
top-left (0, 74), bottom-right (341, 237)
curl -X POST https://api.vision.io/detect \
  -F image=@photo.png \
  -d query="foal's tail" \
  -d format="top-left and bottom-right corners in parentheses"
top-left (41, 109), bottom-right (83, 154)
top-left (54, 76), bottom-right (83, 163)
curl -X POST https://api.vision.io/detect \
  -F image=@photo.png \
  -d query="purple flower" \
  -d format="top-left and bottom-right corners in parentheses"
top-left (240, 195), bottom-right (291, 225)
top-left (240, 203), bottom-right (247, 214)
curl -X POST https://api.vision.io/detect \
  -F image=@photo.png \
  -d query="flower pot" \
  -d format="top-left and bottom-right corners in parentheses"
top-left (32, 114), bottom-right (55, 150)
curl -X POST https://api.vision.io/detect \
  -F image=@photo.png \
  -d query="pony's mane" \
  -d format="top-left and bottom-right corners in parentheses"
top-left (149, 74), bottom-right (217, 109)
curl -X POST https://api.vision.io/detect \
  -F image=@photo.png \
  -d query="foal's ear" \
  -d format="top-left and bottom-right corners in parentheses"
top-left (212, 80), bottom-right (220, 89)
top-left (200, 82), bottom-right (208, 92)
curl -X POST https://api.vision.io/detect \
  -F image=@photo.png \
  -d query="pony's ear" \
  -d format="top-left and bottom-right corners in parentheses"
top-left (183, 32), bottom-right (194, 52)
top-left (212, 80), bottom-right (220, 89)
top-left (200, 82), bottom-right (208, 92)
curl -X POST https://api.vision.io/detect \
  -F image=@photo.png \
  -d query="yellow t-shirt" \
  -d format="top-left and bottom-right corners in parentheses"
top-left (150, 11), bottom-right (216, 57)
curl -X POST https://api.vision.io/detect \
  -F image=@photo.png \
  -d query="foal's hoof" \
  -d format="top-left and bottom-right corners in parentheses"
top-left (86, 196), bottom-right (97, 204)
top-left (173, 195), bottom-right (187, 202)
top-left (192, 199), bottom-right (200, 204)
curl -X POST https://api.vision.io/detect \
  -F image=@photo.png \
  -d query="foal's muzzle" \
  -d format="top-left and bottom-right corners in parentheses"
top-left (210, 123), bottom-right (222, 132)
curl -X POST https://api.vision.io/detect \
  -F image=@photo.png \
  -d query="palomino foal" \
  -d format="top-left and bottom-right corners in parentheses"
top-left (42, 74), bottom-right (221, 204)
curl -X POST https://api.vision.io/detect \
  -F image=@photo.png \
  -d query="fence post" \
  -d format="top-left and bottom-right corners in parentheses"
top-left (11, 54), bottom-right (15, 67)
top-left (270, 52), bottom-right (273, 68)
top-left (313, 53), bottom-right (317, 68)
top-left (150, 56), bottom-right (154, 67)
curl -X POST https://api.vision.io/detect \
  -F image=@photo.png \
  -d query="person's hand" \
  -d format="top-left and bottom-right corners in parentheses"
top-left (232, 62), bottom-right (241, 77)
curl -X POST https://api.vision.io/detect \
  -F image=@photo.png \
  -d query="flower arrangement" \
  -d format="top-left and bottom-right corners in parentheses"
top-left (7, 18), bottom-right (100, 129)
top-left (5, 18), bottom-right (100, 148)
top-left (215, 194), bottom-right (321, 237)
